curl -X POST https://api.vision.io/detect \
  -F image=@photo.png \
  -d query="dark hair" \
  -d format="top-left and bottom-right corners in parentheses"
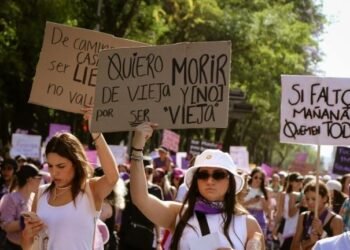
top-left (303, 181), bottom-right (330, 204)
top-left (1, 159), bottom-right (18, 171)
top-left (285, 172), bottom-right (303, 193)
top-left (170, 169), bottom-right (238, 250)
top-left (340, 174), bottom-right (350, 193)
top-left (248, 167), bottom-right (268, 200)
top-left (332, 189), bottom-right (347, 214)
top-left (12, 163), bottom-right (41, 189)
top-left (44, 132), bottom-right (92, 204)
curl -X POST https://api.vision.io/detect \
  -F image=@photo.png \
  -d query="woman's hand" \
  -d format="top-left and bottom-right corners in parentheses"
top-left (81, 105), bottom-right (100, 139)
top-left (311, 218), bottom-right (323, 236)
top-left (132, 122), bottom-right (158, 149)
top-left (21, 216), bottom-right (45, 247)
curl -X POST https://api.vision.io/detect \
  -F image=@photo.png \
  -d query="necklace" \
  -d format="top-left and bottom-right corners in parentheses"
top-left (53, 185), bottom-right (71, 200)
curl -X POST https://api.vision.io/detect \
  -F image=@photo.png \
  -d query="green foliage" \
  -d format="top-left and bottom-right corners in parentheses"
top-left (0, 0), bottom-right (326, 167)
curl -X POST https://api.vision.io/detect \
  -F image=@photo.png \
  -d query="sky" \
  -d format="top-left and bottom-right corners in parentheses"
top-left (316, 0), bottom-right (350, 168)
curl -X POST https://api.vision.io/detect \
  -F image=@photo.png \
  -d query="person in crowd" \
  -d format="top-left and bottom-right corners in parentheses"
top-left (181, 152), bottom-right (194, 170)
top-left (118, 163), bottom-right (130, 181)
top-left (340, 173), bottom-right (350, 197)
top-left (153, 146), bottom-right (172, 173)
top-left (243, 167), bottom-right (270, 236)
top-left (236, 170), bottom-right (251, 205)
top-left (0, 164), bottom-right (43, 249)
top-left (153, 168), bottom-right (177, 201)
top-left (0, 159), bottom-right (17, 199)
top-left (129, 122), bottom-right (264, 250)
top-left (270, 173), bottom-right (282, 193)
top-left (339, 194), bottom-right (350, 231)
top-left (291, 181), bottom-right (343, 250)
top-left (274, 172), bottom-right (304, 250)
top-left (321, 175), bottom-right (331, 184)
top-left (94, 167), bottom-right (126, 250)
top-left (119, 158), bottom-right (163, 250)
top-left (174, 156), bottom-right (196, 203)
top-left (312, 231), bottom-right (350, 249)
top-left (278, 171), bottom-right (288, 188)
top-left (21, 107), bottom-right (119, 250)
top-left (170, 168), bottom-right (185, 193)
top-left (15, 155), bottom-right (27, 170)
top-left (326, 179), bottom-right (346, 214)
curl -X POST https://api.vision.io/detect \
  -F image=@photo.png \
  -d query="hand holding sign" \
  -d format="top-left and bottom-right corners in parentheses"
top-left (132, 122), bottom-right (158, 150)
top-left (81, 105), bottom-right (101, 140)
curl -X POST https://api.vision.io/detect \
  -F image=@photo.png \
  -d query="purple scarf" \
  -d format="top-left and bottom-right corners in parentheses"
top-left (194, 197), bottom-right (224, 214)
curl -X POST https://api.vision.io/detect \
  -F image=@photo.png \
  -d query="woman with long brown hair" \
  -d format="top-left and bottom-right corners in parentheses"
top-left (129, 122), bottom-right (264, 250)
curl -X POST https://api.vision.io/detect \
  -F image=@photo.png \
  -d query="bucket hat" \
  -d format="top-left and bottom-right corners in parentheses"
top-left (184, 149), bottom-right (244, 193)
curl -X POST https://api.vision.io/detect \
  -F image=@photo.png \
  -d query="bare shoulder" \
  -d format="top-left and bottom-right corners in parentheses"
top-left (332, 213), bottom-right (344, 223)
top-left (246, 214), bottom-right (259, 226)
top-left (245, 214), bottom-right (264, 240)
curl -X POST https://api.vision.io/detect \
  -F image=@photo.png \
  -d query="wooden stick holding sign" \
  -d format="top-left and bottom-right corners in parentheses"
top-left (314, 145), bottom-right (320, 218)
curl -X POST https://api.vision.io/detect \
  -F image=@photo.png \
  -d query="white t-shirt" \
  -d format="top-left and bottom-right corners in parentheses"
top-left (37, 184), bottom-right (98, 250)
top-left (312, 232), bottom-right (350, 250)
top-left (244, 187), bottom-right (264, 210)
top-left (178, 213), bottom-right (248, 250)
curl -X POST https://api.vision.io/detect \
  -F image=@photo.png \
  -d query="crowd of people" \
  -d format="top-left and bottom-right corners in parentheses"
top-left (0, 120), bottom-right (349, 249)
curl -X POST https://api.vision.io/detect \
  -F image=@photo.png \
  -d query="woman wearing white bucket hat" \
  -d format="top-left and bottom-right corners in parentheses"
top-left (129, 122), bottom-right (264, 250)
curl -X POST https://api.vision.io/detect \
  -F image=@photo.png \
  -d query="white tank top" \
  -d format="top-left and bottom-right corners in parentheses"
top-left (178, 213), bottom-right (248, 250)
top-left (282, 193), bottom-right (299, 238)
top-left (37, 184), bottom-right (97, 250)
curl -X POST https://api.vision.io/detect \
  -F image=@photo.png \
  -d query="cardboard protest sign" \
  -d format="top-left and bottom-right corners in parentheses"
top-left (29, 22), bottom-right (145, 113)
top-left (10, 134), bottom-right (42, 160)
top-left (332, 146), bottom-right (350, 175)
top-left (189, 139), bottom-right (221, 156)
top-left (108, 145), bottom-right (128, 165)
top-left (280, 75), bottom-right (350, 145)
top-left (91, 41), bottom-right (231, 132)
top-left (161, 129), bottom-right (180, 152)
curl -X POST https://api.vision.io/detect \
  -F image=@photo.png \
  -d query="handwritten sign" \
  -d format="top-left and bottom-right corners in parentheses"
top-left (280, 75), bottom-right (350, 145)
top-left (189, 139), bottom-right (221, 156)
top-left (333, 146), bottom-right (350, 175)
top-left (161, 129), bottom-right (180, 152)
top-left (91, 41), bottom-right (231, 132)
top-left (108, 145), bottom-right (128, 165)
top-left (10, 134), bottom-right (42, 160)
top-left (29, 22), bottom-right (145, 113)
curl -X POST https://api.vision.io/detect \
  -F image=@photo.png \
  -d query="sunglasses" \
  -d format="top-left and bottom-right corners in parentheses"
top-left (196, 170), bottom-right (229, 181)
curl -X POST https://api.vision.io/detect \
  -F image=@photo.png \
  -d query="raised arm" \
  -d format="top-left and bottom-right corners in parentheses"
top-left (130, 122), bottom-right (181, 231)
top-left (82, 106), bottom-right (119, 207)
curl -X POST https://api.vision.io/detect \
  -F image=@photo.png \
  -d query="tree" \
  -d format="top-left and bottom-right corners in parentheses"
top-left (0, 0), bottom-right (326, 166)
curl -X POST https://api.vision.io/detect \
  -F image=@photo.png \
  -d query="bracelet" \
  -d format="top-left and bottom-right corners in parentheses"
top-left (131, 146), bottom-right (143, 151)
top-left (92, 133), bottom-right (102, 142)
top-left (131, 150), bottom-right (143, 157)
top-left (130, 155), bottom-right (143, 161)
